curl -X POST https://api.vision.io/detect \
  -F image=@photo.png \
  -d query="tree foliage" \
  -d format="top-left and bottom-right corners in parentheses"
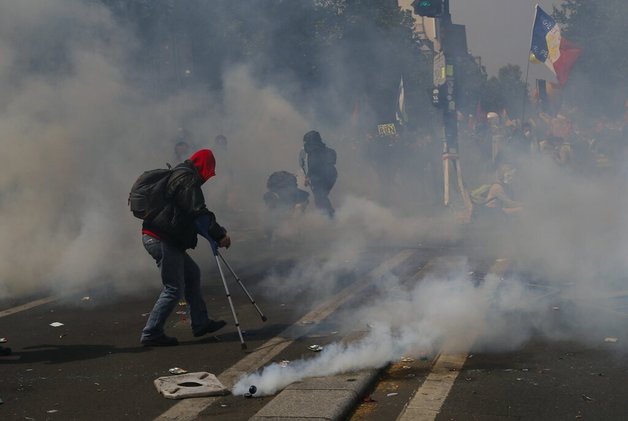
top-left (98, 0), bottom-right (436, 129)
top-left (553, 0), bottom-right (628, 117)
top-left (480, 64), bottom-right (527, 117)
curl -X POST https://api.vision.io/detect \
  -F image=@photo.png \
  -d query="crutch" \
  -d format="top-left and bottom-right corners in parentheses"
top-left (209, 239), bottom-right (247, 349)
top-left (216, 251), bottom-right (267, 322)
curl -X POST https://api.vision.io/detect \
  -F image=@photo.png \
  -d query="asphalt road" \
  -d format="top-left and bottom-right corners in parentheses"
top-left (2, 242), bottom-right (628, 421)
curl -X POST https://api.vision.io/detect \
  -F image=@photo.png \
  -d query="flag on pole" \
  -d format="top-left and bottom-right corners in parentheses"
top-left (530, 5), bottom-right (582, 86)
top-left (395, 75), bottom-right (408, 125)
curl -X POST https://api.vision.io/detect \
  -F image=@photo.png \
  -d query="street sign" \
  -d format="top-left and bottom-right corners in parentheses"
top-left (433, 52), bottom-right (446, 86)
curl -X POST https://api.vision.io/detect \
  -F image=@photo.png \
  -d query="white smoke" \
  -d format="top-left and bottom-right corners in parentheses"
top-left (233, 267), bottom-right (573, 396)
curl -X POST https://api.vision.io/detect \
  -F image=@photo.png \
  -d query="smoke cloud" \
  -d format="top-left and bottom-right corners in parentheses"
top-left (2, 2), bottom-right (628, 403)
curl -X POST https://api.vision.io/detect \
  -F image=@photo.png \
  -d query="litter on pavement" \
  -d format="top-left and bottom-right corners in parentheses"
top-left (169, 367), bottom-right (188, 374)
top-left (0, 338), bottom-right (7, 343)
top-left (604, 337), bottom-right (618, 343)
top-left (49, 322), bottom-right (64, 328)
top-left (154, 372), bottom-right (228, 399)
top-left (308, 345), bottom-right (323, 352)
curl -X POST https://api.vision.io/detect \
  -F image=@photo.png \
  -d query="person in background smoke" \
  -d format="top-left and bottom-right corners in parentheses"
top-left (173, 140), bottom-right (190, 164)
top-left (487, 112), bottom-right (504, 167)
top-left (140, 149), bottom-right (230, 346)
top-left (484, 164), bottom-right (523, 219)
top-left (263, 170), bottom-right (310, 240)
top-left (214, 134), bottom-right (228, 152)
top-left (299, 130), bottom-right (337, 219)
top-left (210, 134), bottom-right (239, 213)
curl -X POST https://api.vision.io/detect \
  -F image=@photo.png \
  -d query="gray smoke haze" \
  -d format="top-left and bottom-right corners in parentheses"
top-left (0, 1), bottom-right (453, 299)
top-left (2, 1), bottom-right (628, 401)
top-left (0, 1), bottom-right (314, 298)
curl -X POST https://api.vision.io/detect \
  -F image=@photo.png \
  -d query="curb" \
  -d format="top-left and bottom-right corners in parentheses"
top-left (249, 368), bottom-right (382, 420)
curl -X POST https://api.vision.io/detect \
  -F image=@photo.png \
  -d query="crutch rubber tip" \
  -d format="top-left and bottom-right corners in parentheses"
top-left (241, 343), bottom-right (248, 350)
top-left (261, 316), bottom-right (268, 322)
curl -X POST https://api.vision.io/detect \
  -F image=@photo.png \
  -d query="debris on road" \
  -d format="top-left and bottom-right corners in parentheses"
top-left (141, 313), bottom-right (150, 317)
top-left (0, 338), bottom-right (6, 343)
top-left (59, 333), bottom-right (67, 339)
top-left (47, 409), bottom-right (59, 414)
top-left (154, 372), bottom-right (228, 399)
top-left (400, 357), bottom-right (414, 363)
top-left (308, 345), bottom-right (323, 352)
top-left (169, 367), bottom-right (188, 375)
top-left (49, 322), bottom-right (64, 328)
top-left (81, 296), bottom-right (91, 301)
top-left (604, 337), bottom-right (618, 343)
top-left (278, 360), bottom-right (290, 368)
top-left (386, 392), bottom-right (398, 397)
top-left (582, 394), bottom-right (595, 402)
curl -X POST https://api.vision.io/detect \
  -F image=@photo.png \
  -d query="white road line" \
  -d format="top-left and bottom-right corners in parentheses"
top-left (0, 296), bottom-right (59, 319)
top-left (155, 249), bottom-right (415, 421)
top-left (396, 258), bottom-right (511, 421)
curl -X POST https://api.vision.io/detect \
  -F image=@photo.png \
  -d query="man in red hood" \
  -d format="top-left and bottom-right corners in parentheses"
top-left (140, 149), bottom-right (230, 347)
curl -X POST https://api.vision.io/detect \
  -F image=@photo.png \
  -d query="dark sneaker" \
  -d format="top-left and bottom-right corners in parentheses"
top-left (141, 335), bottom-right (179, 347)
top-left (193, 319), bottom-right (227, 337)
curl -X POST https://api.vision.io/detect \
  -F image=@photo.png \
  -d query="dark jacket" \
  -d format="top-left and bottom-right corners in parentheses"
top-left (143, 150), bottom-right (225, 250)
top-left (302, 131), bottom-right (337, 186)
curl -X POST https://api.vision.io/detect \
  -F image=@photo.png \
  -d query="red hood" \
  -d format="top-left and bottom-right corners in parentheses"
top-left (189, 149), bottom-right (216, 183)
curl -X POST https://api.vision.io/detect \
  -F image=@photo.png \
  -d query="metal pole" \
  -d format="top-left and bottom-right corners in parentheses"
top-left (214, 255), bottom-right (247, 350)
top-left (218, 252), bottom-right (268, 322)
top-left (521, 58), bottom-right (531, 124)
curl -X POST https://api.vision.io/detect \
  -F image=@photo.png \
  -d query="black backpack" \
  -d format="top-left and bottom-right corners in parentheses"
top-left (128, 166), bottom-right (174, 220)
top-left (266, 171), bottom-right (298, 192)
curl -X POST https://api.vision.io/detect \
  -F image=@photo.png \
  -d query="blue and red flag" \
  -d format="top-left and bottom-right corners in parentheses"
top-left (530, 5), bottom-right (582, 86)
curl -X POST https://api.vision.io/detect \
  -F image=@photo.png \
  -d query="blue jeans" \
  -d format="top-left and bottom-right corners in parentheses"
top-left (141, 235), bottom-right (210, 341)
